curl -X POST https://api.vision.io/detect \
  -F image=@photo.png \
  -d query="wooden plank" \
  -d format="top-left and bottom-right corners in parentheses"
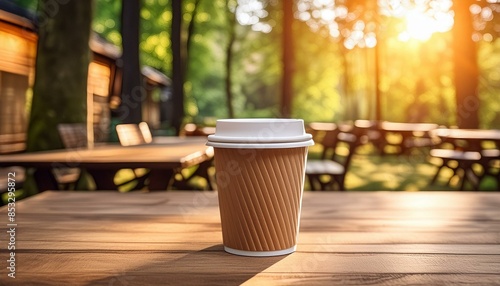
top-left (9, 191), bottom-right (500, 214)
top-left (6, 250), bottom-right (500, 274)
top-left (11, 230), bottom-right (499, 245)
top-left (0, 142), bottom-right (26, 154)
top-left (5, 252), bottom-right (500, 275)
top-left (10, 190), bottom-right (500, 210)
top-left (244, 274), bottom-right (500, 286)
top-left (12, 213), bottom-right (500, 233)
top-left (19, 241), bottom-right (500, 255)
top-left (0, 133), bottom-right (26, 143)
top-left (0, 272), bottom-right (499, 286)
top-left (1, 273), bottom-right (499, 286)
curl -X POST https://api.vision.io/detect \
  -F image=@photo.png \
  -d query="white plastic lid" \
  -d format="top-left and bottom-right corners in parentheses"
top-left (206, 118), bottom-right (314, 149)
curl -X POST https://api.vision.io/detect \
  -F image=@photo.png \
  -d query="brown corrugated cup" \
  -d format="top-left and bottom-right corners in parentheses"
top-left (207, 119), bottom-right (314, 256)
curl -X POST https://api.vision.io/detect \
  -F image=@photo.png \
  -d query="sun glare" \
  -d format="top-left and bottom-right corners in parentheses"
top-left (398, 4), bottom-right (454, 42)
top-left (400, 12), bottom-right (435, 41)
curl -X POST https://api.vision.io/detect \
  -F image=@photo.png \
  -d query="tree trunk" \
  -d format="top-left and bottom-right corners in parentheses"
top-left (27, 0), bottom-right (92, 152)
top-left (373, 28), bottom-right (382, 121)
top-left (171, 0), bottom-right (185, 135)
top-left (281, 0), bottom-right (293, 118)
top-left (225, 0), bottom-right (237, 118)
top-left (452, 0), bottom-right (479, 128)
top-left (119, 0), bottom-right (142, 124)
top-left (186, 0), bottom-right (201, 62)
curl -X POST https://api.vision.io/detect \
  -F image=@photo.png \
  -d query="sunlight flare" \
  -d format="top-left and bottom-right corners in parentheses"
top-left (398, 2), bottom-right (454, 42)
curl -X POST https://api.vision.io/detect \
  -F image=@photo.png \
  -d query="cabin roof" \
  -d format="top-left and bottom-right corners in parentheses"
top-left (0, 1), bottom-right (171, 86)
top-left (0, 1), bottom-right (36, 31)
top-left (0, 2), bottom-right (120, 59)
top-left (90, 33), bottom-right (122, 60)
top-left (142, 66), bottom-right (171, 87)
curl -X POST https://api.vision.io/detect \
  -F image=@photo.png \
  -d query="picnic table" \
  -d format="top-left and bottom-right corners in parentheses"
top-left (429, 129), bottom-right (500, 190)
top-left (379, 122), bottom-right (438, 154)
top-left (1, 190), bottom-right (499, 285)
top-left (0, 137), bottom-right (213, 191)
top-left (434, 128), bottom-right (500, 151)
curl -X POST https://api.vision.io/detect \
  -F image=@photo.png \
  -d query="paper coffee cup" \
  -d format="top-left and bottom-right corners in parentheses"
top-left (207, 119), bottom-right (314, 257)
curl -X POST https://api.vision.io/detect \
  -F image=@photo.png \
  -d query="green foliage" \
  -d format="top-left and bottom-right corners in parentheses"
top-left (231, 24), bottom-right (282, 118)
top-left (478, 38), bottom-right (500, 129)
top-left (292, 20), bottom-right (343, 122)
top-left (93, 0), bottom-right (122, 46)
top-left (185, 0), bottom-right (227, 120)
top-left (140, 0), bottom-right (172, 72)
top-left (12, 0), bottom-right (37, 11)
top-left (91, 0), bottom-right (499, 127)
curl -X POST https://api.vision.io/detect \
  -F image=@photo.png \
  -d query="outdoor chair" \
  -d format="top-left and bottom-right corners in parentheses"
top-left (116, 122), bottom-right (153, 146)
top-left (55, 123), bottom-right (88, 189)
top-left (352, 119), bottom-right (382, 152)
top-left (183, 123), bottom-right (216, 137)
top-left (115, 122), bottom-right (152, 190)
top-left (173, 123), bottom-right (215, 190)
top-left (116, 122), bottom-right (214, 190)
top-left (58, 123), bottom-right (88, 149)
top-left (402, 127), bottom-right (441, 155)
top-left (306, 130), bottom-right (360, 191)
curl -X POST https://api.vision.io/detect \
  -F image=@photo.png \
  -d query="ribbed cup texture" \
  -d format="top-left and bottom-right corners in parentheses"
top-left (214, 147), bottom-right (308, 252)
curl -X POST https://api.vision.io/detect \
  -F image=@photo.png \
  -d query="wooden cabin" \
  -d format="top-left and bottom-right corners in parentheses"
top-left (0, 5), bottom-right (36, 154)
top-left (88, 33), bottom-right (121, 143)
top-left (0, 3), bottom-right (171, 153)
top-left (141, 66), bottom-right (172, 131)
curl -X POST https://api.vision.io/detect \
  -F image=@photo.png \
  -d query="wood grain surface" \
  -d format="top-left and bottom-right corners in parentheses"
top-left (0, 191), bottom-right (499, 285)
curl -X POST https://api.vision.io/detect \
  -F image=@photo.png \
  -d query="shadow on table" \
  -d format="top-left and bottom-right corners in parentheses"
top-left (89, 244), bottom-right (287, 285)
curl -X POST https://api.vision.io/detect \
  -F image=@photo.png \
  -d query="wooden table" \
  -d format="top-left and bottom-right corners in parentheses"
top-left (429, 129), bottom-right (500, 190)
top-left (0, 137), bottom-right (213, 191)
top-left (1, 191), bottom-right (499, 285)
top-left (380, 122), bottom-right (438, 133)
top-left (379, 122), bottom-right (438, 154)
top-left (435, 129), bottom-right (500, 151)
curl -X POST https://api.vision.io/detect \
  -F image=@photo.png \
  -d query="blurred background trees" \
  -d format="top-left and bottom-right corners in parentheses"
top-left (16, 0), bottom-right (500, 128)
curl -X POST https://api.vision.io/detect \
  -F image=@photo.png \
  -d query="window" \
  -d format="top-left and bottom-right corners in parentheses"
top-left (88, 61), bottom-right (111, 97)
top-left (0, 71), bottom-right (28, 135)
